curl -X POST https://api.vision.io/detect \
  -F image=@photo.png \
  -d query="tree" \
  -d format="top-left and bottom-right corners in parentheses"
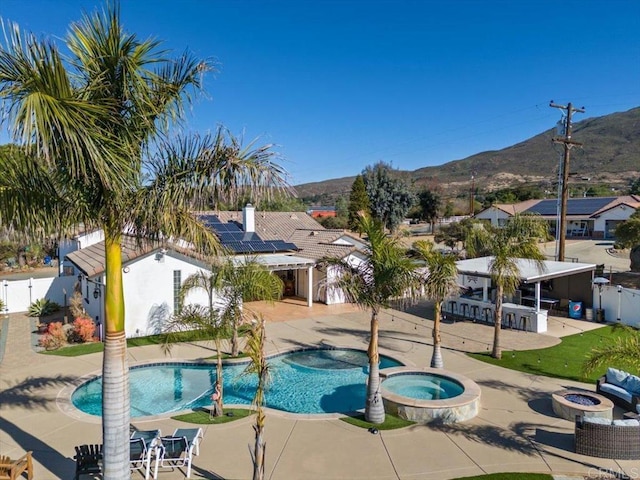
top-left (417, 189), bottom-right (441, 231)
top-left (0, 6), bottom-right (288, 478)
top-left (243, 316), bottom-right (270, 480)
top-left (629, 177), bottom-right (640, 195)
top-left (583, 327), bottom-right (640, 375)
top-left (204, 257), bottom-right (283, 357)
top-left (412, 240), bottom-right (459, 368)
top-left (465, 214), bottom-right (548, 359)
top-left (615, 210), bottom-right (640, 272)
top-left (322, 214), bottom-right (421, 423)
top-left (361, 162), bottom-right (415, 232)
top-left (434, 218), bottom-right (477, 251)
top-left (348, 174), bottom-right (370, 232)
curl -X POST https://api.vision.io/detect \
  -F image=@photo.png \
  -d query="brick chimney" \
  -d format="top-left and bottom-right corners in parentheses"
top-left (243, 203), bottom-right (255, 232)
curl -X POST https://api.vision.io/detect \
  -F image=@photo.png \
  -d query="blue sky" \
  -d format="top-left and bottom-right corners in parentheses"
top-left (1, 0), bottom-right (639, 186)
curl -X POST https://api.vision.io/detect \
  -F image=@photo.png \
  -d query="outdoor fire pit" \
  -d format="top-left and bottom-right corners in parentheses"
top-left (551, 389), bottom-right (614, 421)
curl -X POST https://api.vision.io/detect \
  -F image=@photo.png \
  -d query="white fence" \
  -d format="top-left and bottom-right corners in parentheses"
top-left (1, 276), bottom-right (76, 314)
top-left (594, 284), bottom-right (640, 327)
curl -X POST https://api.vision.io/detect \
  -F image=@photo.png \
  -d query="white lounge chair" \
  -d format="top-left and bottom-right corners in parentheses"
top-left (172, 428), bottom-right (203, 456)
top-left (154, 436), bottom-right (194, 479)
top-left (130, 430), bottom-right (161, 479)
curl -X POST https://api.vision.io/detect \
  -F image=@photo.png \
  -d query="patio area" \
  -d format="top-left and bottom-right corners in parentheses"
top-left (0, 299), bottom-right (636, 479)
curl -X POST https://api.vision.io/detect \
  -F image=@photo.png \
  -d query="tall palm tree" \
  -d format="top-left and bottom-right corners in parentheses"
top-left (465, 214), bottom-right (547, 359)
top-left (0, 6), bottom-right (288, 478)
top-left (412, 240), bottom-right (460, 368)
top-left (243, 316), bottom-right (270, 480)
top-left (323, 213), bottom-right (421, 423)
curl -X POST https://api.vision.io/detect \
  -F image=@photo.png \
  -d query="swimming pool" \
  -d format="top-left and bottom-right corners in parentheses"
top-left (71, 348), bottom-right (403, 417)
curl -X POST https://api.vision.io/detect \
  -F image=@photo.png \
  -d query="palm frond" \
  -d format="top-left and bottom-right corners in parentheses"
top-left (583, 335), bottom-right (640, 376)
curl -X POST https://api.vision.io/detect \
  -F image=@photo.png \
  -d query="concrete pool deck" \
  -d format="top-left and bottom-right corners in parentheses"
top-left (0, 299), bottom-right (635, 479)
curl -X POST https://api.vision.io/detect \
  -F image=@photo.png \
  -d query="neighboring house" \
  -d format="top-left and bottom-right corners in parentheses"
top-left (475, 196), bottom-right (640, 239)
top-left (56, 228), bottom-right (104, 276)
top-left (64, 205), bottom-right (364, 337)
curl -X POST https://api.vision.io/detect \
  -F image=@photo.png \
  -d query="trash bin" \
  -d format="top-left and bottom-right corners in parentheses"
top-left (585, 308), bottom-right (593, 321)
top-left (568, 301), bottom-right (583, 319)
top-left (595, 308), bottom-right (605, 323)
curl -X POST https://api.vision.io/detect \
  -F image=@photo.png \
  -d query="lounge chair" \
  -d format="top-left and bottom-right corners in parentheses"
top-left (172, 428), bottom-right (203, 456)
top-left (0, 451), bottom-right (33, 480)
top-left (74, 444), bottom-right (102, 480)
top-left (154, 436), bottom-right (194, 479)
top-left (130, 430), bottom-right (161, 479)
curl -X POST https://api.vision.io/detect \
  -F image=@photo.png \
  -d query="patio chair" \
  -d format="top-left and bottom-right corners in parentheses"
top-left (130, 438), bottom-right (151, 479)
top-left (0, 451), bottom-right (33, 480)
top-left (74, 444), bottom-right (102, 480)
top-left (130, 429), bottom-right (161, 479)
top-left (153, 436), bottom-right (194, 479)
top-left (172, 427), bottom-right (203, 456)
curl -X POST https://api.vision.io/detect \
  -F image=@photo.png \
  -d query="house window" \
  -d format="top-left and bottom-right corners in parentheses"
top-left (173, 270), bottom-right (182, 313)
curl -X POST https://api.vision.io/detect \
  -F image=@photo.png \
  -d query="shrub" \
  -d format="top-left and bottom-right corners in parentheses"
top-left (69, 317), bottom-right (96, 343)
top-left (28, 298), bottom-right (61, 317)
top-left (38, 322), bottom-right (67, 350)
top-left (69, 291), bottom-right (85, 319)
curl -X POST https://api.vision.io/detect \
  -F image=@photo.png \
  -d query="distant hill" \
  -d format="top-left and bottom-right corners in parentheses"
top-left (295, 107), bottom-right (640, 203)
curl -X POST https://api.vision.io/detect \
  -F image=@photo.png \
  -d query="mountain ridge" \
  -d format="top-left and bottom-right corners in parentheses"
top-left (294, 107), bottom-right (640, 202)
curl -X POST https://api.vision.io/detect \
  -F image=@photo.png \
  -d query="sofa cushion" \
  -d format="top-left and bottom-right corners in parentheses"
top-left (623, 374), bottom-right (640, 396)
top-left (637, 404), bottom-right (640, 414)
top-left (606, 367), bottom-right (630, 388)
top-left (583, 416), bottom-right (612, 425)
top-left (600, 382), bottom-right (633, 404)
top-left (612, 419), bottom-right (640, 426)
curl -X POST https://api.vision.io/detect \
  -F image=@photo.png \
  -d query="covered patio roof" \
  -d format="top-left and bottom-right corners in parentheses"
top-left (231, 253), bottom-right (316, 271)
top-left (455, 256), bottom-right (596, 283)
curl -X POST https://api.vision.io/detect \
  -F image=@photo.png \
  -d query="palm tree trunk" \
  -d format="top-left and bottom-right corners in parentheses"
top-left (214, 337), bottom-right (224, 416)
top-left (252, 411), bottom-right (266, 480)
top-left (431, 301), bottom-right (444, 368)
top-left (492, 284), bottom-right (503, 359)
top-left (365, 308), bottom-right (385, 424)
top-left (231, 318), bottom-right (239, 357)
top-left (102, 236), bottom-right (130, 479)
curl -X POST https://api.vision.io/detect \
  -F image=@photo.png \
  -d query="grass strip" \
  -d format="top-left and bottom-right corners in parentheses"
top-left (172, 408), bottom-right (253, 425)
top-left (340, 413), bottom-right (414, 430)
top-left (468, 324), bottom-right (633, 383)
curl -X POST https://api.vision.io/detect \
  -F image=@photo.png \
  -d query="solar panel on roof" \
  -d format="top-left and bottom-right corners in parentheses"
top-left (525, 197), bottom-right (616, 216)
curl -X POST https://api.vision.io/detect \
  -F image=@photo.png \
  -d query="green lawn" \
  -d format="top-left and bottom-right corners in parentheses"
top-left (340, 413), bottom-right (414, 430)
top-left (172, 408), bottom-right (253, 425)
top-left (468, 323), bottom-right (635, 382)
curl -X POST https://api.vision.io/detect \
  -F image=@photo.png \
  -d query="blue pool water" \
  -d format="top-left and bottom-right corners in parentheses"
top-left (382, 373), bottom-right (464, 400)
top-left (72, 348), bottom-right (402, 417)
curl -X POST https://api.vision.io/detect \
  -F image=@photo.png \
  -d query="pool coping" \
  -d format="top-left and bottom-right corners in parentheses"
top-left (57, 343), bottom-right (414, 422)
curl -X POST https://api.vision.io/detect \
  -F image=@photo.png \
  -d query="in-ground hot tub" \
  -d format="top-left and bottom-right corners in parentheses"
top-left (380, 367), bottom-right (481, 424)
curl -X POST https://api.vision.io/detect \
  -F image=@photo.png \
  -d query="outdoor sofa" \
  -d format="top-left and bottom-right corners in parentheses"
top-left (596, 367), bottom-right (640, 412)
top-left (575, 415), bottom-right (640, 459)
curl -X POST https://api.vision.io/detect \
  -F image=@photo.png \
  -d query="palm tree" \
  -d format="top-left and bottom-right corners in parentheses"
top-left (203, 257), bottom-right (283, 357)
top-left (243, 316), bottom-right (270, 480)
top-left (166, 258), bottom-right (283, 415)
top-left (583, 326), bottom-right (640, 376)
top-left (0, 6), bottom-right (288, 478)
top-left (465, 214), bottom-right (547, 359)
top-left (412, 240), bottom-right (459, 368)
top-left (323, 213), bottom-right (421, 424)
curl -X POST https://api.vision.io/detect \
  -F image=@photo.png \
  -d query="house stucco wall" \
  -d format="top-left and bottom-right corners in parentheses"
top-left (474, 208), bottom-right (511, 227)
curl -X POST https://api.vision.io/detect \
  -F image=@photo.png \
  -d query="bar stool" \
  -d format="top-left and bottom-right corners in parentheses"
top-left (448, 300), bottom-right (458, 316)
top-left (503, 312), bottom-right (515, 329)
top-left (470, 305), bottom-right (480, 322)
top-left (459, 302), bottom-right (469, 320)
top-left (518, 314), bottom-right (531, 332)
top-left (482, 307), bottom-right (493, 324)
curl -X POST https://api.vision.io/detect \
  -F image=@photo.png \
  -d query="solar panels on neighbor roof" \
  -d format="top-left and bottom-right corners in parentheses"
top-left (199, 214), bottom-right (298, 254)
top-left (525, 197), bottom-right (615, 216)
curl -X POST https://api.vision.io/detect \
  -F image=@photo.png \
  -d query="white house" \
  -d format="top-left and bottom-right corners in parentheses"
top-left (64, 205), bottom-right (366, 337)
top-left (475, 195), bottom-right (640, 239)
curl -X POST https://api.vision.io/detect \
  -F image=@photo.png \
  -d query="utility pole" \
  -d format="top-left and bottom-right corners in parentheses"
top-left (469, 171), bottom-right (476, 216)
top-left (550, 101), bottom-right (584, 261)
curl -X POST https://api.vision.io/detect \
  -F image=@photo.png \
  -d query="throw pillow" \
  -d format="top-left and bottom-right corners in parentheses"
top-left (623, 374), bottom-right (640, 396)
top-left (606, 367), bottom-right (629, 387)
